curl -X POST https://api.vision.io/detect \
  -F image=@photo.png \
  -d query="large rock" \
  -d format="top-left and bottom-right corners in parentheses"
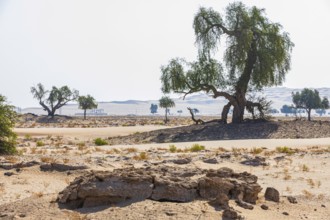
top-left (58, 166), bottom-right (262, 209)
top-left (265, 187), bottom-right (280, 202)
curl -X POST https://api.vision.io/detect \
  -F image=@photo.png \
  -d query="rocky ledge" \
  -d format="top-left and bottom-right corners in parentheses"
top-left (58, 166), bottom-right (262, 213)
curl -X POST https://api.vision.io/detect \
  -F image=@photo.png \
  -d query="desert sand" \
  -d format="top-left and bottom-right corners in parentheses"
top-left (1, 116), bottom-right (330, 220)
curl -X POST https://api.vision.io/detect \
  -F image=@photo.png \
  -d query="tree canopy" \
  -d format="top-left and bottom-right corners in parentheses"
top-left (31, 83), bottom-right (79, 118)
top-left (150, 104), bottom-right (158, 114)
top-left (159, 96), bottom-right (175, 123)
top-left (161, 2), bottom-right (293, 123)
top-left (0, 95), bottom-right (17, 154)
top-left (78, 95), bottom-right (98, 120)
top-left (292, 88), bottom-right (329, 121)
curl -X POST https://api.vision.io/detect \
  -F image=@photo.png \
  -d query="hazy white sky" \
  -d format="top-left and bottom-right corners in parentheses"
top-left (0, 0), bottom-right (329, 107)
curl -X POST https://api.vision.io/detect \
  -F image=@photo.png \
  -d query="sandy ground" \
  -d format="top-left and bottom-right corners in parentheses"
top-left (14, 126), bottom-right (169, 140)
top-left (1, 126), bottom-right (330, 220)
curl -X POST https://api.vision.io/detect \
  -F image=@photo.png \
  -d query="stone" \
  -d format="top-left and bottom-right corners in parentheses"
top-left (40, 163), bottom-right (88, 172)
top-left (171, 158), bottom-right (191, 164)
top-left (203, 158), bottom-right (218, 164)
top-left (236, 199), bottom-right (254, 210)
top-left (4, 172), bottom-right (14, 176)
top-left (151, 176), bottom-right (198, 202)
top-left (241, 156), bottom-right (268, 166)
top-left (261, 204), bottom-right (268, 210)
top-left (198, 177), bottom-right (234, 199)
top-left (282, 212), bottom-right (289, 216)
top-left (223, 208), bottom-right (240, 219)
top-left (208, 193), bottom-right (229, 208)
top-left (265, 187), bottom-right (280, 202)
top-left (287, 196), bottom-right (297, 204)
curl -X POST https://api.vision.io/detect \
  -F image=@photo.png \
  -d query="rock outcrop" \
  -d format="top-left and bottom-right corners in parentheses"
top-left (58, 166), bottom-right (262, 210)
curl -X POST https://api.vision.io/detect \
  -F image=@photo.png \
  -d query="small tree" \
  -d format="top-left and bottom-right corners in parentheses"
top-left (292, 89), bottom-right (329, 121)
top-left (159, 96), bottom-right (175, 123)
top-left (150, 104), bottom-right (158, 114)
top-left (78, 95), bottom-right (98, 120)
top-left (0, 95), bottom-right (17, 154)
top-left (31, 83), bottom-right (79, 118)
top-left (280, 104), bottom-right (295, 114)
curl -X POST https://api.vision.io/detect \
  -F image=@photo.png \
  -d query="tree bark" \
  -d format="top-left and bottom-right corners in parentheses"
top-left (307, 108), bottom-right (311, 121)
top-left (84, 109), bottom-right (87, 120)
top-left (165, 108), bottom-right (168, 123)
top-left (221, 102), bottom-right (232, 124)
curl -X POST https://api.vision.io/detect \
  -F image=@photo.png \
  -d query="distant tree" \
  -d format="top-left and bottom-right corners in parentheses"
top-left (292, 89), bottom-right (329, 121)
top-left (280, 104), bottom-right (295, 114)
top-left (315, 109), bottom-right (326, 116)
top-left (78, 95), bottom-right (98, 120)
top-left (31, 83), bottom-right (79, 118)
top-left (150, 104), bottom-right (158, 114)
top-left (159, 96), bottom-right (175, 123)
top-left (0, 95), bottom-right (17, 154)
top-left (177, 110), bottom-right (183, 116)
top-left (161, 2), bottom-right (294, 123)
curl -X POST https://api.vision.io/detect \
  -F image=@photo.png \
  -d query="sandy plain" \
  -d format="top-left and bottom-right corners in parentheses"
top-left (1, 116), bottom-right (330, 220)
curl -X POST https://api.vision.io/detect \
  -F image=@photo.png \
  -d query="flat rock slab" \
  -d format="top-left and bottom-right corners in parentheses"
top-left (58, 166), bottom-right (262, 209)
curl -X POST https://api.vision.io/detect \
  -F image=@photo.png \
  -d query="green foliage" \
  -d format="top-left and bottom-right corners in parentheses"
top-left (276, 146), bottom-right (295, 155)
top-left (281, 104), bottom-right (295, 114)
top-left (161, 2), bottom-right (294, 123)
top-left (169, 144), bottom-right (177, 153)
top-left (31, 83), bottom-right (79, 117)
top-left (159, 96), bottom-right (175, 109)
top-left (0, 95), bottom-right (17, 154)
top-left (190, 144), bottom-right (205, 152)
top-left (292, 88), bottom-right (329, 121)
top-left (36, 140), bottom-right (45, 147)
top-left (159, 96), bottom-right (175, 123)
top-left (94, 138), bottom-right (108, 146)
top-left (78, 95), bottom-right (98, 119)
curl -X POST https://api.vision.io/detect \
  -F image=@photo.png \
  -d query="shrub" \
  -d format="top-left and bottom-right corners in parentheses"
top-left (0, 95), bottom-right (17, 154)
top-left (190, 144), bottom-right (205, 152)
top-left (94, 138), bottom-right (108, 146)
top-left (169, 144), bottom-right (177, 153)
top-left (276, 146), bottom-right (295, 155)
top-left (36, 141), bottom-right (45, 147)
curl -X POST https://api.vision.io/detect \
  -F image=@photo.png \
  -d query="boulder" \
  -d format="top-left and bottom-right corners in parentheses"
top-left (265, 187), bottom-right (280, 202)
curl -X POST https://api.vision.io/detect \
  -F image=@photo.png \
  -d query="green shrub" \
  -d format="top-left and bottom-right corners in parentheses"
top-left (190, 144), bottom-right (205, 152)
top-left (0, 95), bottom-right (17, 154)
top-left (276, 146), bottom-right (295, 155)
top-left (94, 138), bottom-right (108, 146)
top-left (169, 144), bottom-right (177, 153)
top-left (36, 141), bottom-right (45, 147)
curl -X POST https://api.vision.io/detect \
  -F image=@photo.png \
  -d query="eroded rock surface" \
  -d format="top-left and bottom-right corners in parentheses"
top-left (58, 166), bottom-right (262, 210)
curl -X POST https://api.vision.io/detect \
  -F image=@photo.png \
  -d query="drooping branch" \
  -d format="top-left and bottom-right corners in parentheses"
top-left (187, 107), bottom-right (204, 125)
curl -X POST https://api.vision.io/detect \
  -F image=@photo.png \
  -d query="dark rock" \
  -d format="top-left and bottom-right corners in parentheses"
top-left (236, 199), bottom-right (254, 210)
top-left (223, 208), bottom-right (240, 219)
top-left (282, 212), bottom-right (289, 215)
top-left (321, 204), bottom-right (326, 208)
top-left (265, 187), bottom-right (280, 202)
top-left (219, 153), bottom-right (231, 159)
top-left (199, 177), bottom-right (234, 199)
top-left (40, 163), bottom-right (88, 172)
top-left (0, 161), bottom-right (39, 170)
top-left (165, 211), bottom-right (176, 216)
top-left (4, 172), bottom-right (14, 176)
top-left (203, 158), bottom-right (218, 164)
top-left (261, 204), bottom-right (269, 210)
top-left (241, 156), bottom-right (268, 166)
top-left (208, 193), bottom-right (229, 208)
top-left (171, 158), bottom-right (192, 164)
top-left (287, 196), bottom-right (297, 204)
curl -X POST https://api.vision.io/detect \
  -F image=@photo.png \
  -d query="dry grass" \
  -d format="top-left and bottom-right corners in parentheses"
top-left (301, 164), bottom-right (310, 172)
top-left (40, 156), bottom-right (56, 163)
top-left (250, 147), bottom-right (263, 154)
top-left (302, 189), bottom-right (313, 199)
top-left (126, 147), bottom-right (138, 153)
top-left (306, 178), bottom-right (315, 188)
top-left (33, 191), bottom-right (44, 198)
top-left (133, 152), bottom-right (148, 160)
top-left (4, 156), bottom-right (19, 164)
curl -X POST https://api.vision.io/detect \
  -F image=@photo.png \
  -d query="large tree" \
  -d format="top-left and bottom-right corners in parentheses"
top-left (159, 96), bottom-right (175, 124)
top-left (161, 2), bottom-right (293, 123)
top-left (78, 95), bottom-right (98, 120)
top-left (31, 83), bottom-right (79, 118)
top-left (292, 88), bottom-right (329, 121)
top-left (0, 95), bottom-right (17, 154)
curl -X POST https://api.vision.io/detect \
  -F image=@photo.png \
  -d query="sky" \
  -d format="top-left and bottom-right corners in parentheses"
top-left (0, 0), bottom-right (329, 108)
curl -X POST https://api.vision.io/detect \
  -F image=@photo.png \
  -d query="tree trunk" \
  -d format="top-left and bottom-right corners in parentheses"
top-left (84, 109), bottom-right (87, 120)
top-left (165, 108), bottom-right (168, 123)
top-left (232, 91), bottom-right (246, 123)
top-left (221, 102), bottom-right (232, 124)
top-left (307, 109), bottom-right (311, 121)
